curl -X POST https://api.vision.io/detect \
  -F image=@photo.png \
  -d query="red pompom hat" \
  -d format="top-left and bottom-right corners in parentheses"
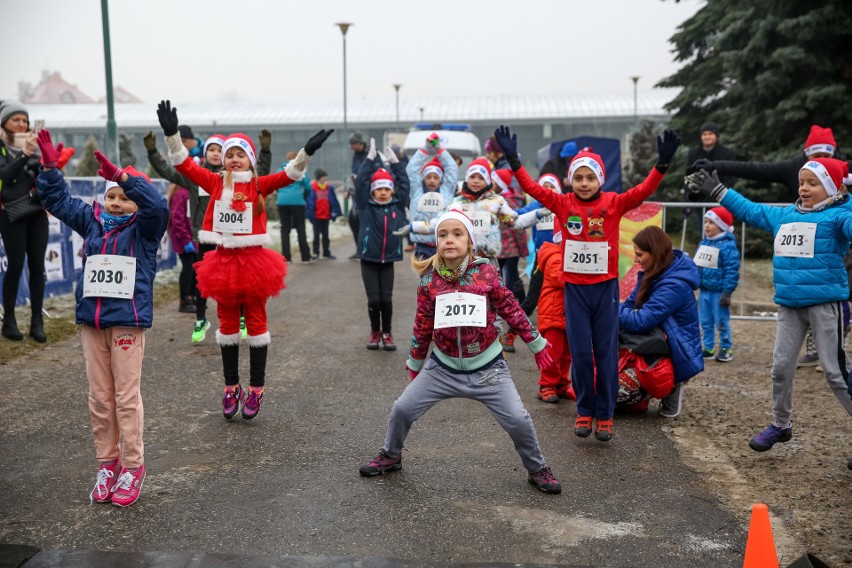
top-left (538, 173), bottom-right (562, 191)
top-left (704, 206), bottom-right (734, 233)
top-left (204, 133), bottom-right (227, 155)
top-left (465, 158), bottom-right (493, 185)
top-left (800, 158), bottom-right (850, 197)
top-left (222, 133), bottom-right (257, 167)
top-left (569, 151), bottom-right (606, 185)
top-left (421, 158), bottom-right (444, 179)
top-left (370, 168), bottom-right (395, 192)
top-left (803, 125), bottom-right (837, 157)
top-left (490, 169), bottom-right (514, 193)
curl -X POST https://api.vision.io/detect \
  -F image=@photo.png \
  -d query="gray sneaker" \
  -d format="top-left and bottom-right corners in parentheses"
top-left (659, 384), bottom-right (684, 418)
top-left (797, 332), bottom-right (819, 367)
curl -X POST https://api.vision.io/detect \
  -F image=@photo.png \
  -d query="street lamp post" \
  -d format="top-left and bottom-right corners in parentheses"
top-left (100, 0), bottom-right (118, 162)
top-left (630, 76), bottom-right (640, 126)
top-left (335, 22), bottom-right (352, 181)
top-left (419, 107), bottom-right (425, 122)
top-left (393, 84), bottom-right (402, 129)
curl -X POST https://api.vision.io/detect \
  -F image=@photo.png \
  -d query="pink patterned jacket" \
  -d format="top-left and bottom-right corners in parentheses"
top-left (406, 258), bottom-right (547, 372)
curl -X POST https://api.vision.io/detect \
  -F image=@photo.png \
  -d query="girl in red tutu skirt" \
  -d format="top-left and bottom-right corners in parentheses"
top-left (157, 100), bottom-right (333, 420)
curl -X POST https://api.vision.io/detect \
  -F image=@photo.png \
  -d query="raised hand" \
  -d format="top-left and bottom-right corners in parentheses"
top-left (36, 130), bottom-right (61, 168)
top-left (157, 100), bottom-right (179, 136)
top-left (367, 137), bottom-right (377, 161)
top-left (94, 150), bottom-right (124, 182)
top-left (685, 169), bottom-right (726, 201)
top-left (383, 146), bottom-right (399, 164)
top-left (143, 130), bottom-right (157, 153)
top-left (493, 125), bottom-right (519, 162)
top-left (260, 129), bottom-right (272, 151)
top-left (656, 129), bottom-right (681, 166)
top-left (304, 129), bottom-right (334, 156)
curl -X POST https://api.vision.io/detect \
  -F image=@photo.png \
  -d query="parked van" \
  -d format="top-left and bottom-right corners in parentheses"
top-left (401, 123), bottom-right (482, 173)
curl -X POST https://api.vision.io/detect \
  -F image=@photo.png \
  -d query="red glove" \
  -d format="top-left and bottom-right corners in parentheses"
top-left (406, 365), bottom-right (418, 381)
top-left (534, 342), bottom-right (555, 371)
top-left (94, 150), bottom-right (124, 182)
top-left (57, 146), bottom-right (76, 170)
top-left (36, 130), bottom-right (62, 168)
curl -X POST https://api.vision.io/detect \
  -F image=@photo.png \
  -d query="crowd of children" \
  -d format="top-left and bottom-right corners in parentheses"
top-left (22, 112), bottom-right (852, 508)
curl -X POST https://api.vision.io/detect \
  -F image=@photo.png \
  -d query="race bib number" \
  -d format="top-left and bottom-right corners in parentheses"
top-left (535, 213), bottom-right (554, 231)
top-left (693, 245), bottom-right (719, 269)
top-left (434, 292), bottom-right (487, 329)
top-left (563, 240), bottom-right (608, 274)
top-left (212, 200), bottom-right (253, 234)
top-left (417, 192), bottom-right (444, 213)
top-left (83, 255), bottom-right (136, 299)
top-left (467, 211), bottom-right (491, 236)
top-left (774, 222), bottom-right (816, 258)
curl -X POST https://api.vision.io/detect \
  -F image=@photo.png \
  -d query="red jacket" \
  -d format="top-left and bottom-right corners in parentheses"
top-left (407, 258), bottom-right (546, 372)
top-left (536, 242), bottom-right (566, 332)
top-left (515, 166), bottom-right (664, 285)
top-left (311, 181), bottom-right (332, 220)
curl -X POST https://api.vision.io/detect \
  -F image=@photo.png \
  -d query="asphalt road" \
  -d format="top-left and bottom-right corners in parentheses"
top-left (0, 240), bottom-right (745, 567)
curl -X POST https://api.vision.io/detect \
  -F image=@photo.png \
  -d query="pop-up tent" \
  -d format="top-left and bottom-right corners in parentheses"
top-left (536, 136), bottom-right (623, 192)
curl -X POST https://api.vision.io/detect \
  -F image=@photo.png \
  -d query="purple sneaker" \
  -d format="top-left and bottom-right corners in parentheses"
top-left (528, 466), bottom-right (562, 494)
top-left (749, 423), bottom-right (793, 452)
top-left (222, 385), bottom-right (244, 420)
top-left (359, 449), bottom-right (402, 477)
top-left (241, 387), bottom-right (264, 420)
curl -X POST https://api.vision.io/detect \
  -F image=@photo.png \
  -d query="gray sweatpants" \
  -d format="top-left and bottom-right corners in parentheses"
top-left (771, 302), bottom-right (852, 426)
top-left (382, 357), bottom-right (546, 472)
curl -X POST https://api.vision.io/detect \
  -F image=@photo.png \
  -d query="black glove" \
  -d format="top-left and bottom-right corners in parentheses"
top-left (685, 169), bottom-right (726, 201)
top-left (719, 293), bottom-right (731, 307)
top-left (656, 129), bottom-right (680, 166)
top-left (492, 125), bottom-right (521, 170)
top-left (260, 129), bottom-right (272, 151)
top-left (692, 158), bottom-right (714, 172)
top-left (143, 131), bottom-right (157, 154)
top-left (304, 129), bottom-right (334, 156)
top-left (157, 100), bottom-right (179, 137)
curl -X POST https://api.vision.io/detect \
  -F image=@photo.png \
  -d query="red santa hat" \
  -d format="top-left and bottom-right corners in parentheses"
top-left (435, 210), bottom-right (476, 250)
top-left (370, 168), bottom-right (395, 192)
top-left (803, 125), bottom-right (836, 157)
top-left (421, 158), bottom-right (444, 179)
top-left (490, 169), bottom-right (514, 193)
top-left (569, 151), bottom-right (606, 186)
top-left (800, 158), bottom-right (850, 197)
top-left (222, 133), bottom-right (257, 167)
top-left (466, 158), bottom-right (493, 185)
top-left (704, 206), bottom-right (734, 234)
top-left (104, 166), bottom-right (151, 195)
top-left (204, 133), bottom-right (226, 155)
top-left (537, 173), bottom-right (562, 191)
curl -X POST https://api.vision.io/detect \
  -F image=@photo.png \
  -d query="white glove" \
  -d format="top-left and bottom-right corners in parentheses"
top-left (384, 146), bottom-right (399, 164)
top-left (392, 224), bottom-right (411, 237)
top-left (367, 137), bottom-right (377, 161)
top-left (536, 208), bottom-right (552, 219)
top-left (377, 150), bottom-right (388, 163)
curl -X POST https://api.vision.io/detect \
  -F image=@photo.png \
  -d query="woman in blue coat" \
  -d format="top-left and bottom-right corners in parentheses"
top-left (619, 226), bottom-right (703, 418)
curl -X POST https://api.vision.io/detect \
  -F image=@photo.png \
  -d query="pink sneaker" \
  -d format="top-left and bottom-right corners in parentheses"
top-left (366, 331), bottom-right (381, 350)
top-left (111, 464), bottom-right (146, 507)
top-left (242, 386), bottom-right (264, 420)
top-left (89, 459), bottom-right (121, 504)
top-left (222, 384), bottom-right (244, 420)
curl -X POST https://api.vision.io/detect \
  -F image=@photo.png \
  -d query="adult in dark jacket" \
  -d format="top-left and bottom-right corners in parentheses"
top-left (0, 101), bottom-right (48, 341)
top-left (619, 226), bottom-right (703, 419)
top-left (692, 124), bottom-right (849, 202)
top-left (686, 122), bottom-right (737, 187)
top-left (346, 131), bottom-right (369, 259)
top-left (540, 140), bottom-right (578, 191)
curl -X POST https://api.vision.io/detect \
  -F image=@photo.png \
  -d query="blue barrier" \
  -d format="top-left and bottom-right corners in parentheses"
top-left (0, 177), bottom-right (176, 308)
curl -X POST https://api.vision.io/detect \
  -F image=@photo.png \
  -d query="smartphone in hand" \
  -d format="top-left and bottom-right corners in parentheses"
top-left (34, 119), bottom-right (45, 133)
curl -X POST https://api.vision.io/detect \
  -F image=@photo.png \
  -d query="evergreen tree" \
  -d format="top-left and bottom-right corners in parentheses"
top-left (75, 137), bottom-right (100, 177)
top-left (119, 133), bottom-right (136, 168)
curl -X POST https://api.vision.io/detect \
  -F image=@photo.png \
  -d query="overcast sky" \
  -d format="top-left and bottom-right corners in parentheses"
top-left (5, 0), bottom-right (701, 105)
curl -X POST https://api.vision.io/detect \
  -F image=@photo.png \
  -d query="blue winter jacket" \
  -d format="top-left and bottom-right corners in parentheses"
top-left (721, 189), bottom-right (852, 308)
top-left (355, 156), bottom-right (410, 263)
top-left (517, 199), bottom-right (555, 251)
top-left (36, 168), bottom-right (169, 329)
top-left (619, 249), bottom-right (704, 384)
top-left (694, 232), bottom-right (740, 294)
top-left (406, 149), bottom-right (458, 245)
top-left (276, 161), bottom-right (311, 206)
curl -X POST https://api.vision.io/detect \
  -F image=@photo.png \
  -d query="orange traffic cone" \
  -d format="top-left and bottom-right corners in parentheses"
top-left (743, 503), bottom-right (779, 568)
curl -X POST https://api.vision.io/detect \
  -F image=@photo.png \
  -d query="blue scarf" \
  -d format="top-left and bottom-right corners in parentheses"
top-left (100, 210), bottom-right (135, 232)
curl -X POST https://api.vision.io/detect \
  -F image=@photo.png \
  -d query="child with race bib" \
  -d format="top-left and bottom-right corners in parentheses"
top-left (405, 132), bottom-right (459, 260)
top-left (157, 100), bottom-right (333, 420)
top-left (35, 130), bottom-right (169, 507)
top-left (694, 207), bottom-right (740, 363)
top-left (686, 159), bottom-right (852, 465)
top-left (492, 125), bottom-right (680, 441)
top-left (359, 210), bottom-right (562, 493)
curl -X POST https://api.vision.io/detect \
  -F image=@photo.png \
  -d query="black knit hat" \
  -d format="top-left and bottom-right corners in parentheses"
top-left (315, 168), bottom-right (328, 179)
top-left (699, 122), bottom-right (720, 136)
top-left (178, 125), bottom-right (194, 140)
top-left (348, 131), bottom-right (365, 145)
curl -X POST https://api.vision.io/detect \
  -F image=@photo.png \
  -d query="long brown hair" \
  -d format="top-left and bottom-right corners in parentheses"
top-left (632, 226), bottom-right (674, 308)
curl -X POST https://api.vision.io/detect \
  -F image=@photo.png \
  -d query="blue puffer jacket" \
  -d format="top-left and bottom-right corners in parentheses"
top-left (276, 161), bottom-right (311, 206)
top-left (694, 232), bottom-right (740, 294)
top-left (355, 156), bottom-right (410, 263)
top-left (721, 189), bottom-right (852, 308)
top-left (619, 250), bottom-right (704, 384)
top-left (406, 149), bottom-right (458, 245)
top-left (36, 168), bottom-right (169, 329)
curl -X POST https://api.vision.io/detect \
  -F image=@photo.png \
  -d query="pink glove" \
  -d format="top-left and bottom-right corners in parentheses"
top-left (36, 130), bottom-right (63, 168)
top-left (534, 342), bottom-right (555, 371)
top-left (94, 150), bottom-right (124, 182)
top-left (406, 365), bottom-right (418, 381)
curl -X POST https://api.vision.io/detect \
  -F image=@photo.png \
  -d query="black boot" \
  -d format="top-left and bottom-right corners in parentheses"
top-left (29, 312), bottom-right (46, 343)
top-left (248, 345), bottom-right (267, 388)
top-left (221, 344), bottom-right (240, 386)
top-left (2, 312), bottom-right (23, 341)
